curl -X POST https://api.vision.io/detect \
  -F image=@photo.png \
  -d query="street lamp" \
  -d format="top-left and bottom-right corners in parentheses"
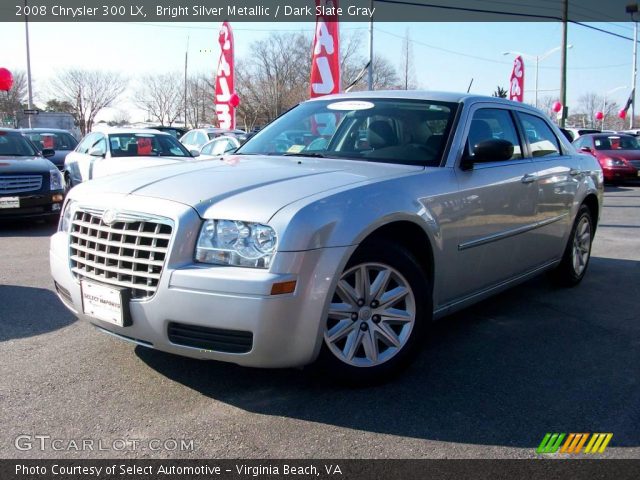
top-left (601, 85), bottom-right (627, 130)
top-left (502, 45), bottom-right (573, 108)
top-left (626, 3), bottom-right (638, 128)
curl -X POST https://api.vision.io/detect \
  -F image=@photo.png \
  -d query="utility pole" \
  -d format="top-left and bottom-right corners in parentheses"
top-left (559, 0), bottom-right (569, 128)
top-left (628, 4), bottom-right (639, 128)
top-left (24, 0), bottom-right (34, 128)
top-left (367, 0), bottom-right (374, 90)
top-left (184, 35), bottom-right (189, 128)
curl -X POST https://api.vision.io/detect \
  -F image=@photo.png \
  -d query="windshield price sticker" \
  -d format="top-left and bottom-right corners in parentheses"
top-left (327, 101), bottom-right (375, 111)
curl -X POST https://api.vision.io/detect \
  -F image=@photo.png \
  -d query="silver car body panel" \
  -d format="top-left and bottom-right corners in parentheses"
top-left (50, 92), bottom-right (603, 368)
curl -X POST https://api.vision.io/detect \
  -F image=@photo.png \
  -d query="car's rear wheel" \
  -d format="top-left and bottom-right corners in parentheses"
top-left (318, 239), bottom-right (431, 384)
top-left (550, 204), bottom-right (594, 286)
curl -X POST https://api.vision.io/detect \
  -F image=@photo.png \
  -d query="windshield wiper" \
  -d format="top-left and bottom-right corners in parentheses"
top-left (282, 152), bottom-right (326, 158)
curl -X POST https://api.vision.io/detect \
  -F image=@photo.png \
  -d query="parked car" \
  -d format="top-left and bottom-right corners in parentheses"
top-left (51, 92), bottom-right (602, 383)
top-left (64, 129), bottom-right (197, 187)
top-left (573, 133), bottom-right (640, 183)
top-left (0, 128), bottom-right (65, 222)
top-left (179, 127), bottom-right (246, 152)
top-left (199, 136), bottom-right (241, 159)
top-left (147, 126), bottom-right (188, 139)
top-left (564, 127), bottom-right (601, 141)
top-left (19, 128), bottom-right (78, 171)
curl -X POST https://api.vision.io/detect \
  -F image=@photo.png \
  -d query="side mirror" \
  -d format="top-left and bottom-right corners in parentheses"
top-left (580, 146), bottom-right (592, 153)
top-left (88, 146), bottom-right (105, 158)
top-left (190, 149), bottom-right (201, 157)
top-left (41, 148), bottom-right (55, 158)
top-left (461, 139), bottom-right (514, 170)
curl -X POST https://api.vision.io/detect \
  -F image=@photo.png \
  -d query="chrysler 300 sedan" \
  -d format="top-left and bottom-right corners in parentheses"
top-left (50, 92), bottom-right (603, 382)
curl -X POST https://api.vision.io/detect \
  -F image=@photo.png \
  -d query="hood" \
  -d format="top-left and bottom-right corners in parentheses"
top-left (72, 155), bottom-right (422, 223)
top-left (92, 155), bottom-right (189, 179)
top-left (0, 156), bottom-right (57, 174)
top-left (596, 150), bottom-right (640, 161)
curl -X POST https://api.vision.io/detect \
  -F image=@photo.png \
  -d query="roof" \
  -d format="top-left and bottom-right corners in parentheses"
top-left (18, 128), bottom-right (73, 133)
top-left (305, 90), bottom-right (519, 104)
top-left (93, 128), bottom-right (171, 135)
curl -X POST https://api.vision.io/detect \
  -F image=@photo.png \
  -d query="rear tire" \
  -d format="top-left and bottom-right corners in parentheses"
top-left (549, 204), bottom-right (594, 287)
top-left (317, 239), bottom-right (431, 385)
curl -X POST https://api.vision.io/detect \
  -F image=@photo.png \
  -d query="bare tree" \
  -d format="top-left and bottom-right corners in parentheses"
top-left (109, 109), bottom-right (131, 127)
top-left (0, 70), bottom-right (27, 127)
top-left (48, 69), bottom-right (127, 135)
top-left (133, 73), bottom-right (183, 126)
top-left (185, 73), bottom-right (216, 128)
top-left (400, 28), bottom-right (416, 90)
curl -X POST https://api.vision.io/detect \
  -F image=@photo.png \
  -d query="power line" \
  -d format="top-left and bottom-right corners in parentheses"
top-left (374, 27), bottom-right (629, 71)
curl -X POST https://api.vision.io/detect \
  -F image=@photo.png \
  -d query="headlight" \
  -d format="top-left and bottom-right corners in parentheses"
top-left (58, 199), bottom-right (76, 232)
top-left (604, 157), bottom-right (626, 167)
top-left (50, 169), bottom-right (64, 191)
top-left (195, 219), bottom-right (277, 268)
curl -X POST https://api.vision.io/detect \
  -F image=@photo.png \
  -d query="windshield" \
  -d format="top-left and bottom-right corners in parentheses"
top-left (23, 131), bottom-right (78, 151)
top-left (236, 98), bottom-right (458, 166)
top-left (0, 131), bottom-right (39, 157)
top-left (108, 133), bottom-right (191, 157)
top-left (594, 135), bottom-right (640, 151)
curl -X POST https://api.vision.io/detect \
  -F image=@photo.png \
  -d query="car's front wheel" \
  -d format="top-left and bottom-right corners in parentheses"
top-left (319, 239), bottom-right (431, 384)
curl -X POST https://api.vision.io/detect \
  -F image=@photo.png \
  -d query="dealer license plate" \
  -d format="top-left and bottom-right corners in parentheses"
top-left (0, 197), bottom-right (20, 209)
top-left (81, 280), bottom-right (126, 327)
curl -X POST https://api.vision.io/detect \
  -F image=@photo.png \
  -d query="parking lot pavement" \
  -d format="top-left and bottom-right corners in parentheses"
top-left (0, 185), bottom-right (638, 460)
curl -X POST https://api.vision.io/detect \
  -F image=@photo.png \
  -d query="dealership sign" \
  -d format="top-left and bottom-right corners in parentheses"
top-left (509, 55), bottom-right (524, 103)
top-left (310, 0), bottom-right (340, 98)
top-left (215, 21), bottom-right (239, 129)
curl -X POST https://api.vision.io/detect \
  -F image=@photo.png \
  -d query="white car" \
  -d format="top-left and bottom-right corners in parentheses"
top-left (64, 129), bottom-right (197, 187)
top-left (179, 128), bottom-right (245, 152)
top-left (198, 136), bottom-right (241, 159)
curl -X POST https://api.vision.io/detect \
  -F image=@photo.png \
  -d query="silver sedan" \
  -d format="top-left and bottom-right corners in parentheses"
top-left (50, 91), bottom-right (603, 383)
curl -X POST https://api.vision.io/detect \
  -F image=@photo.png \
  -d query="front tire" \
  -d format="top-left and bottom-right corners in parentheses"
top-left (318, 239), bottom-right (431, 384)
top-left (550, 204), bottom-right (594, 287)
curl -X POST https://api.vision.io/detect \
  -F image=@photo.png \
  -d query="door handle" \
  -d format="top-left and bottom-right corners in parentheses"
top-left (569, 168), bottom-right (581, 176)
top-left (521, 174), bottom-right (537, 184)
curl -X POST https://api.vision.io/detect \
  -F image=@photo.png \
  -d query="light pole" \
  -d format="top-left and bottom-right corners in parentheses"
top-left (502, 45), bottom-right (573, 108)
top-left (601, 85), bottom-right (627, 130)
top-left (626, 3), bottom-right (638, 128)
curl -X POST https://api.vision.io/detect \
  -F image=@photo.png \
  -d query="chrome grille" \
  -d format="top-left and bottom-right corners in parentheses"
top-left (0, 175), bottom-right (43, 194)
top-left (69, 209), bottom-right (173, 299)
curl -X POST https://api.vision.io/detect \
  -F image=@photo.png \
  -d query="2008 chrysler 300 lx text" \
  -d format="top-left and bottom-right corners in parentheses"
top-left (50, 92), bottom-right (603, 382)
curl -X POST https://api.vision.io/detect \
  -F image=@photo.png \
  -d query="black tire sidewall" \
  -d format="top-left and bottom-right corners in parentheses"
top-left (317, 239), bottom-right (432, 384)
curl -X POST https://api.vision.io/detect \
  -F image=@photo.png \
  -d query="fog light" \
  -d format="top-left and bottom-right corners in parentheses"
top-left (270, 280), bottom-right (297, 295)
top-left (52, 194), bottom-right (64, 202)
top-left (52, 204), bottom-right (61, 211)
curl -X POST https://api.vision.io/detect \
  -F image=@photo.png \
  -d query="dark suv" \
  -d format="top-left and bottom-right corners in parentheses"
top-left (0, 129), bottom-right (65, 222)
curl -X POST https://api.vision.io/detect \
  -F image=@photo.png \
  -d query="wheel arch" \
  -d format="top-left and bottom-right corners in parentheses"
top-left (581, 193), bottom-right (599, 233)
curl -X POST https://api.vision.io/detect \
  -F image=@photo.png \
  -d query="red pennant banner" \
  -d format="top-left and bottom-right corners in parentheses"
top-left (310, 0), bottom-right (340, 98)
top-left (509, 56), bottom-right (524, 103)
top-left (215, 22), bottom-right (236, 129)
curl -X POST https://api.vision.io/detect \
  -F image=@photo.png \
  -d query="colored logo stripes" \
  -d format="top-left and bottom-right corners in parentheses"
top-left (537, 433), bottom-right (613, 454)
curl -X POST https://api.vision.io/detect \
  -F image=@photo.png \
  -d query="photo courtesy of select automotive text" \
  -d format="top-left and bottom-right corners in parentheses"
top-left (1, 0), bottom-right (639, 478)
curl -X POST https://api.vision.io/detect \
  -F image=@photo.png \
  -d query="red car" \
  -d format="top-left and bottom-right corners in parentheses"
top-left (573, 133), bottom-right (640, 183)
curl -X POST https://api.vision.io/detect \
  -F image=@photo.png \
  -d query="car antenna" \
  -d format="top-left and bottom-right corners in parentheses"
top-left (467, 78), bottom-right (474, 93)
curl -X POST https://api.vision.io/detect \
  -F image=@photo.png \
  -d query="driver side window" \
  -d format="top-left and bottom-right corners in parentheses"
top-left (467, 108), bottom-right (522, 161)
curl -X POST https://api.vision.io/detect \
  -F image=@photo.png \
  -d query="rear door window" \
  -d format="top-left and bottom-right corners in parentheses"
top-left (517, 113), bottom-right (562, 157)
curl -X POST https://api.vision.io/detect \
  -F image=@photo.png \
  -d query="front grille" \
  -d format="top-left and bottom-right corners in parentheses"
top-left (69, 209), bottom-right (173, 299)
top-left (628, 160), bottom-right (640, 169)
top-left (168, 322), bottom-right (253, 354)
top-left (0, 174), bottom-right (43, 194)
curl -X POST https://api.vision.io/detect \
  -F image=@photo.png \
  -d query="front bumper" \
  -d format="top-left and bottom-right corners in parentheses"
top-left (0, 191), bottom-right (64, 220)
top-left (602, 165), bottom-right (639, 182)
top-left (50, 201), bottom-right (353, 368)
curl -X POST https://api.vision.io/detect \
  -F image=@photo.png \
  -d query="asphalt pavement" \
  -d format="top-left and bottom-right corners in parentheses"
top-left (1, 185), bottom-right (639, 459)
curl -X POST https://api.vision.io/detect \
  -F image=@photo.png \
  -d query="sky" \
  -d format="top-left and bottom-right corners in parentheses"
top-left (0, 20), bottom-right (636, 122)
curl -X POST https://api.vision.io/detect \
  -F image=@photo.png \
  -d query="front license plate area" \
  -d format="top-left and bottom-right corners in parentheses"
top-left (0, 197), bottom-right (20, 209)
top-left (81, 280), bottom-right (131, 327)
